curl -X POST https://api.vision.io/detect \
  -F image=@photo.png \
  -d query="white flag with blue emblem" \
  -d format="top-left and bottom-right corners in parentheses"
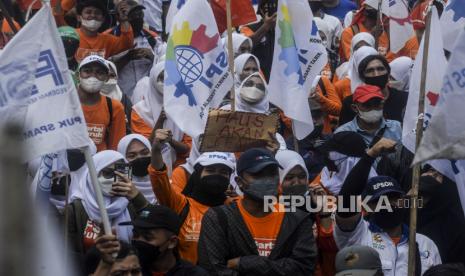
top-left (0, 5), bottom-right (89, 162)
top-left (164, 0), bottom-right (233, 138)
top-left (166, 0), bottom-right (187, 34)
top-left (440, 0), bottom-right (465, 52)
top-left (268, 0), bottom-right (328, 139)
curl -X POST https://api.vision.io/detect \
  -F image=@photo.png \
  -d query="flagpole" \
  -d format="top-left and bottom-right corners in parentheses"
top-left (407, 8), bottom-right (432, 276)
top-left (82, 146), bottom-right (112, 236)
top-left (226, 0), bottom-right (236, 112)
top-left (374, 0), bottom-right (382, 49)
top-left (0, 0), bottom-right (19, 34)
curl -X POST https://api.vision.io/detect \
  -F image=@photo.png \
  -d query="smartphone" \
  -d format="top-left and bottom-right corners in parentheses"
top-left (114, 162), bottom-right (132, 182)
top-left (51, 174), bottom-right (71, 197)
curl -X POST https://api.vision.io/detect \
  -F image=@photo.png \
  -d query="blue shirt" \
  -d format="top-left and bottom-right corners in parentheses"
top-left (335, 117), bottom-right (402, 146)
top-left (323, 0), bottom-right (358, 21)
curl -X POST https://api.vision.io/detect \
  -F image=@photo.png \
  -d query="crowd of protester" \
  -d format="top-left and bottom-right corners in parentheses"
top-left (2, 0), bottom-right (465, 275)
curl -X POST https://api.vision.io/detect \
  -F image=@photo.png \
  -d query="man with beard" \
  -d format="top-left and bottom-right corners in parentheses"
top-left (334, 137), bottom-right (441, 275)
top-left (121, 205), bottom-right (208, 275)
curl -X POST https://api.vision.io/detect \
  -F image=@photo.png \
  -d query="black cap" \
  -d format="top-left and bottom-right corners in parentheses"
top-left (319, 131), bottom-right (368, 157)
top-left (120, 205), bottom-right (181, 234)
top-left (362, 176), bottom-right (405, 202)
top-left (236, 148), bottom-right (281, 175)
top-left (77, 0), bottom-right (107, 15)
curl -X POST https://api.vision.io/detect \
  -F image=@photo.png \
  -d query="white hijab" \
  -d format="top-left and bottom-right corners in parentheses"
top-left (389, 56), bottom-right (413, 92)
top-left (70, 150), bottom-right (133, 242)
top-left (348, 46), bottom-right (379, 93)
top-left (100, 60), bottom-right (123, 101)
top-left (276, 150), bottom-right (309, 184)
top-left (235, 72), bottom-right (270, 113)
top-left (336, 33), bottom-right (376, 80)
top-left (320, 151), bottom-right (377, 195)
top-left (117, 134), bottom-right (157, 204)
top-left (133, 62), bottom-right (184, 176)
top-left (222, 32), bottom-right (253, 57)
top-left (314, 17), bottom-right (331, 49)
top-left (234, 53), bottom-right (260, 88)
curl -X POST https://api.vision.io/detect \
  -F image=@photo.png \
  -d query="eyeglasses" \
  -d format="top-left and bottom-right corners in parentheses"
top-left (110, 267), bottom-right (142, 276)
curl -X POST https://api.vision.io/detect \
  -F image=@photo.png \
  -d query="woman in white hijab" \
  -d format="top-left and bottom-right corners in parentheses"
top-left (348, 45), bottom-right (379, 93)
top-left (117, 134), bottom-right (157, 204)
top-left (67, 150), bottom-right (149, 254)
top-left (336, 33), bottom-right (376, 80)
top-left (234, 53), bottom-right (260, 88)
top-left (132, 62), bottom-right (189, 176)
top-left (100, 61), bottom-right (123, 101)
top-left (222, 32), bottom-right (253, 58)
top-left (389, 56), bottom-right (413, 92)
top-left (276, 150), bottom-right (309, 196)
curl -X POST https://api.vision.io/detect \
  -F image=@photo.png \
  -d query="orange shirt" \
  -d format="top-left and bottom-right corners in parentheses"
top-left (237, 199), bottom-right (285, 257)
top-left (171, 166), bottom-right (189, 193)
top-left (148, 164), bottom-right (210, 264)
top-left (81, 95), bottom-right (126, 152)
top-left (334, 78), bottom-right (352, 102)
top-left (1, 19), bottom-right (20, 33)
top-left (61, 0), bottom-right (76, 12)
top-left (75, 26), bottom-right (134, 62)
top-left (340, 23), bottom-right (389, 62)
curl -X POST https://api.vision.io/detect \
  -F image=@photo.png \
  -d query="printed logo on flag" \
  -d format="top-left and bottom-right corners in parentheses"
top-left (446, 0), bottom-right (465, 21)
top-left (165, 22), bottom-right (228, 107)
top-left (0, 49), bottom-right (64, 107)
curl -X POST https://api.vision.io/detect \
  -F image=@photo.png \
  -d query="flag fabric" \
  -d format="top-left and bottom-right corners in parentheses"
top-left (413, 28), bottom-right (465, 163)
top-left (0, 5), bottom-right (89, 162)
top-left (268, 0), bottom-right (328, 139)
top-left (210, 0), bottom-right (257, 34)
top-left (365, 0), bottom-right (414, 53)
top-left (440, 0), bottom-right (465, 52)
top-left (166, 0), bottom-right (187, 34)
top-left (164, 0), bottom-right (233, 138)
top-left (402, 7), bottom-right (446, 153)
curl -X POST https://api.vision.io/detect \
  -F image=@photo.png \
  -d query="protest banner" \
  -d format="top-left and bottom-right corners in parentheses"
top-left (164, 0), bottom-right (233, 138)
top-left (199, 109), bottom-right (278, 152)
top-left (268, 0), bottom-right (327, 140)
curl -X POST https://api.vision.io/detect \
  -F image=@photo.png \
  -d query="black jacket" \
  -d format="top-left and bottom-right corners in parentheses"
top-left (198, 202), bottom-right (317, 276)
top-left (152, 259), bottom-right (209, 276)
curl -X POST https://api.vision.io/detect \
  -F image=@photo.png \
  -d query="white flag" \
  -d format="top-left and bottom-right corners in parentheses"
top-left (440, 0), bottom-right (465, 52)
top-left (414, 28), bottom-right (465, 162)
top-left (164, 0), bottom-right (233, 138)
top-left (402, 7), bottom-right (446, 153)
top-left (166, 0), bottom-right (187, 34)
top-left (0, 6), bottom-right (89, 162)
top-left (268, 0), bottom-right (327, 139)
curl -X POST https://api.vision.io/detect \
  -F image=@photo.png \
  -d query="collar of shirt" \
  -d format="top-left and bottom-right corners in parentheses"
top-left (369, 222), bottom-right (410, 245)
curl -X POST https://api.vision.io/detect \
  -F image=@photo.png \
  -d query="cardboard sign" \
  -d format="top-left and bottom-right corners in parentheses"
top-left (199, 109), bottom-right (279, 152)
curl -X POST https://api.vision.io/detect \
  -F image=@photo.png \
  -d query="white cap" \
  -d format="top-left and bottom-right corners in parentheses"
top-left (194, 152), bottom-right (236, 171)
top-left (78, 55), bottom-right (110, 71)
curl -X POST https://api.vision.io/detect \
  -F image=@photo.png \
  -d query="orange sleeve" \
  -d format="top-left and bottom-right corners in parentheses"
top-left (174, 134), bottom-right (192, 167)
top-left (131, 110), bottom-right (153, 139)
top-left (171, 166), bottom-right (189, 193)
top-left (106, 24), bottom-right (134, 57)
top-left (340, 27), bottom-right (354, 62)
top-left (148, 164), bottom-right (187, 214)
top-left (61, 0), bottom-right (76, 12)
top-left (1, 20), bottom-right (21, 33)
top-left (278, 110), bottom-right (293, 139)
top-left (396, 36), bottom-right (419, 59)
top-left (317, 77), bottom-right (342, 116)
top-left (108, 100), bottom-right (127, 151)
top-left (240, 26), bottom-right (254, 37)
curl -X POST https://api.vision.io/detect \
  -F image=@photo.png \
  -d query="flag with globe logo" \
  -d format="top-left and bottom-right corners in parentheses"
top-left (268, 0), bottom-right (327, 140)
top-left (164, 0), bottom-right (233, 138)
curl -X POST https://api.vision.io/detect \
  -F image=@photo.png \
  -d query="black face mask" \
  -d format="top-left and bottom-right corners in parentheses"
top-left (191, 175), bottom-right (229, 207)
top-left (282, 184), bottom-right (308, 196)
top-left (130, 18), bottom-right (144, 35)
top-left (132, 240), bottom-right (162, 270)
top-left (364, 74), bottom-right (389, 89)
top-left (370, 206), bottom-right (406, 230)
top-left (67, 149), bottom-right (86, 172)
top-left (130, 156), bottom-right (151, 177)
top-left (364, 9), bottom-right (378, 19)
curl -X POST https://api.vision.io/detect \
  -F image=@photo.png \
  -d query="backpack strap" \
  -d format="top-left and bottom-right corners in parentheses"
top-left (179, 201), bottom-right (190, 226)
top-left (318, 77), bottom-right (328, 97)
top-left (369, 125), bottom-right (387, 148)
top-left (105, 96), bottom-right (113, 146)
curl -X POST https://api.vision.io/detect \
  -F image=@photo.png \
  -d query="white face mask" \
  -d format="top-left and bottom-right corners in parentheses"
top-left (80, 76), bottom-right (105, 93)
top-left (97, 175), bottom-right (113, 196)
top-left (155, 81), bottom-right (164, 94)
top-left (358, 109), bottom-right (383, 123)
top-left (81, 19), bottom-right (103, 32)
top-left (240, 86), bottom-right (265, 104)
top-left (101, 79), bottom-right (118, 94)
